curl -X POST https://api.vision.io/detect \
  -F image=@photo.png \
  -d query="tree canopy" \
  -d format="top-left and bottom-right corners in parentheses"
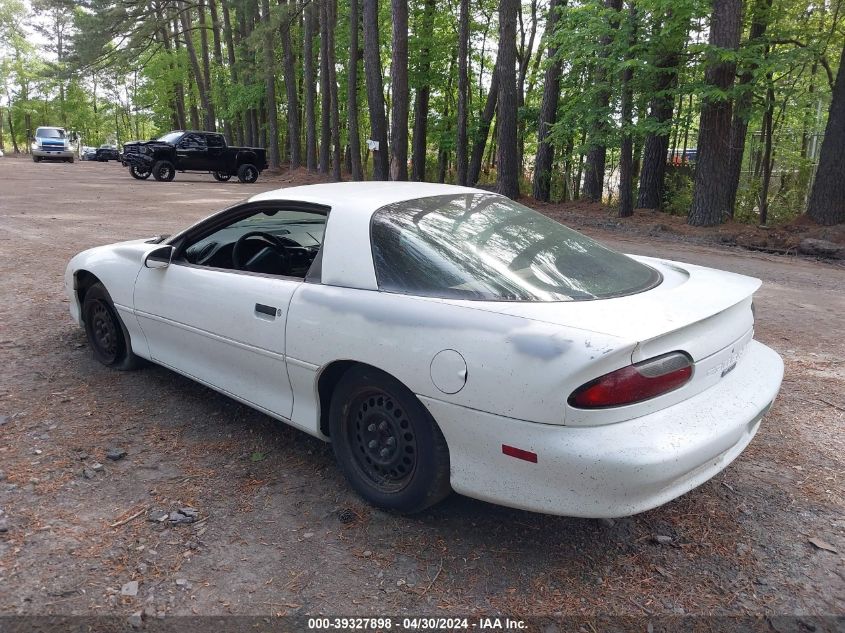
top-left (0, 0), bottom-right (842, 224)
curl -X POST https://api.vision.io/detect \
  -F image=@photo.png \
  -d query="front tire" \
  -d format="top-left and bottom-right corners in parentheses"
top-left (130, 164), bottom-right (151, 180)
top-left (32, 155), bottom-right (41, 163)
top-left (237, 163), bottom-right (259, 183)
top-left (152, 160), bottom-right (175, 182)
top-left (67, 156), bottom-right (75, 163)
top-left (82, 283), bottom-right (143, 370)
top-left (329, 366), bottom-right (451, 513)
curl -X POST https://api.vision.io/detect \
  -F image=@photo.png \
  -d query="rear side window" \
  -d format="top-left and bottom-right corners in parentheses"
top-left (181, 134), bottom-right (207, 150)
top-left (207, 134), bottom-right (225, 148)
top-left (370, 193), bottom-right (660, 302)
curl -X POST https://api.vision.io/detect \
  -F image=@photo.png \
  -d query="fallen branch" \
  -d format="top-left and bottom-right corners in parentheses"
top-left (818, 398), bottom-right (845, 413)
top-left (110, 507), bottom-right (147, 529)
top-left (421, 558), bottom-right (444, 595)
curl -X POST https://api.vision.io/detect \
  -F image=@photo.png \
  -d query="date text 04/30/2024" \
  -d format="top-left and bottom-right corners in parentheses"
top-left (306, 617), bottom-right (527, 630)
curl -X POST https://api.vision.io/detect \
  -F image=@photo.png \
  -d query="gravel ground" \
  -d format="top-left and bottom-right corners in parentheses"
top-left (0, 158), bottom-right (842, 627)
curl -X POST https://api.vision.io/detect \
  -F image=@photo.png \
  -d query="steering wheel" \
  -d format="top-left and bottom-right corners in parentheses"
top-left (232, 231), bottom-right (291, 273)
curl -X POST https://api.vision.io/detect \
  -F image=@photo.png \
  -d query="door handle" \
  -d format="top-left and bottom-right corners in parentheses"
top-left (255, 303), bottom-right (279, 318)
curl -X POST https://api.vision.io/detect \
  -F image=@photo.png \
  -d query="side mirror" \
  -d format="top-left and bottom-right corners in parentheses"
top-left (144, 245), bottom-right (174, 269)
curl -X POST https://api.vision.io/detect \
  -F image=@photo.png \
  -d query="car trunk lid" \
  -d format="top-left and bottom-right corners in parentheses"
top-left (443, 257), bottom-right (760, 425)
top-left (450, 256), bottom-right (758, 361)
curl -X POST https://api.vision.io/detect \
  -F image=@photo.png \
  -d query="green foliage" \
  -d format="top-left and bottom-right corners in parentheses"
top-left (663, 165), bottom-right (695, 216)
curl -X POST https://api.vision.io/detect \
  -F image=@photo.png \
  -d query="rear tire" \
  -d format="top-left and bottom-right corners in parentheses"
top-left (329, 366), bottom-right (451, 513)
top-left (130, 165), bottom-right (151, 180)
top-left (152, 160), bottom-right (175, 182)
top-left (82, 283), bottom-right (143, 371)
top-left (237, 163), bottom-right (259, 183)
top-left (212, 171), bottom-right (232, 182)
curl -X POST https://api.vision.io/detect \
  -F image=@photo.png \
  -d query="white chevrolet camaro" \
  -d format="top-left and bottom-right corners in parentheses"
top-left (65, 182), bottom-right (784, 517)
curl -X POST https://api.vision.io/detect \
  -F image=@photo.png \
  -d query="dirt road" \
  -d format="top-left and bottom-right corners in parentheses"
top-left (0, 158), bottom-right (842, 624)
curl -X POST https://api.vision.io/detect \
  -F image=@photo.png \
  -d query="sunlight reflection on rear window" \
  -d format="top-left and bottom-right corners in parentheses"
top-left (370, 193), bottom-right (661, 302)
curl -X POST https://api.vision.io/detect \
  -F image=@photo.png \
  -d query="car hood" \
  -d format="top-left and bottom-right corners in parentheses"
top-left (442, 256), bottom-right (760, 361)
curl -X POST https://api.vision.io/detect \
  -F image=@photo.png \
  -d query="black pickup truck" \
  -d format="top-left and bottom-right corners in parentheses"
top-left (121, 131), bottom-right (268, 183)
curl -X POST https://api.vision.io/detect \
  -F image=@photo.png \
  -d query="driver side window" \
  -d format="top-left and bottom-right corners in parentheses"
top-left (180, 207), bottom-right (327, 279)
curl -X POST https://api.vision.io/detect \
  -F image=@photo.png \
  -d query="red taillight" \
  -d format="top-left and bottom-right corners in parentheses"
top-left (568, 352), bottom-right (693, 409)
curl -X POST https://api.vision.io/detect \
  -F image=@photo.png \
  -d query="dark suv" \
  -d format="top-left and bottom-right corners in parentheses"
top-left (121, 131), bottom-right (268, 183)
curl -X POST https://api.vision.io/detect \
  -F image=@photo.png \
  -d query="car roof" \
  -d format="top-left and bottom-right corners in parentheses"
top-left (249, 182), bottom-right (490, 290)
top-left (249, 181), bottom-right (482, 212)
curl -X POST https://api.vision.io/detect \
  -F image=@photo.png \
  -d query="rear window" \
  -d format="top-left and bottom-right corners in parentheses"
top-left (370, 193), bottom-right (660, 302)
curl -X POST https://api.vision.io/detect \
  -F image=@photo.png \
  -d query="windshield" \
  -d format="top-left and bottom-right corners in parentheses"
top-left (370, 193), bottom-right (661, 302)
top-left (157, 131), bottom-right (184, 144)
top-left (36, 128), bottom-right (65, 139)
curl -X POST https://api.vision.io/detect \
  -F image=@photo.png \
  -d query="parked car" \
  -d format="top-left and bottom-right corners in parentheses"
top-left (96, 144), bottom-right (120, 162)
top-left (121, 131), bottom-right (267, 183)
top-left (31, 126), bottom-right (75, 163)
top-left (65, 183), bottom-right (783, 517)
top-left (81, 146), bottom-right (98, 161)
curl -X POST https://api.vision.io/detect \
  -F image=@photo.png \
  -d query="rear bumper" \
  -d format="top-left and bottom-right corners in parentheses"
top-left (421, 339), bottom-right (783, 518)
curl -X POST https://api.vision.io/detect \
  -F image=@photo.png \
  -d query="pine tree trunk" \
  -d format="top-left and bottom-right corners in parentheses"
top-left (221, 0), bottom-right (243, 144)
top-left (496, 0), bottom-right (520, 198)
top-left (156, 7), bottom-right (187, 130)
top-left (437, 50), bottom-right (456, 183)
top-left (347, 0), bottom-right (363, 179)
top-left (531, 0), bottom-right (562, 201)
top-left (455, 0), bottom-right (470, 184)
top-left (389, 0), bottom-right (409, 180)
top-left (806, 43), bottom-right (845, 226)
top-left (636, 15), bottom-right (687, 209)
top-left (208, 0), bottom-right (225, 65)
top-left (759, 77), bottom-right (774, 226)
top-left (166, 10), bottom-right (188, 130)
top-left (516, 0), bottom-right (537, 172)
top-left (328, 0), bottom-right (341, 180)
top-left (582, 0), bottom-right (623, 202)
top-left (198, 0), bottom-right (216, 128)
top-left (179, 1), bottom-right (215, 131)
top-left (411, 0), bottom-right (436, 182)
top-left (279, 0), bottom-right (301, 168)
top-left (688, 0), bottom-right (743, 226)
top-left (468, 68), bottom-right (498, 185)
top-left (724, 0), bottom-right (771, 216)
top-left (261, 0), bottom-right (281, 168)
top-left (363, 0), bottom-right (389, 180)
top-left (618, 2), bottom-right (636, 218)
top-left (319, 0), bottom-right (331, 174)
top-left (304, 0), bottom-right (318, 170)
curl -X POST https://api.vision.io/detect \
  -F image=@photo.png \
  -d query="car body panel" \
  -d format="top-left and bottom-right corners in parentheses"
top-left (134, 263), bottom-right (297, 419)
top-left (422, 339), bottom-right (782, 517)
top-left (65, 183), bottom-right (785, 517)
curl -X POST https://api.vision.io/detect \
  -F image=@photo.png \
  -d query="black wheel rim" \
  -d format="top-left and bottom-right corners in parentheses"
top-left (245, 167), bottom-right (256, 181)
top-left (347, 389), bottom-right (417, 492)
top-left (160, 166), bottom-right (172, 180)
top-left (89, 300), bottom-right (120, 363)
